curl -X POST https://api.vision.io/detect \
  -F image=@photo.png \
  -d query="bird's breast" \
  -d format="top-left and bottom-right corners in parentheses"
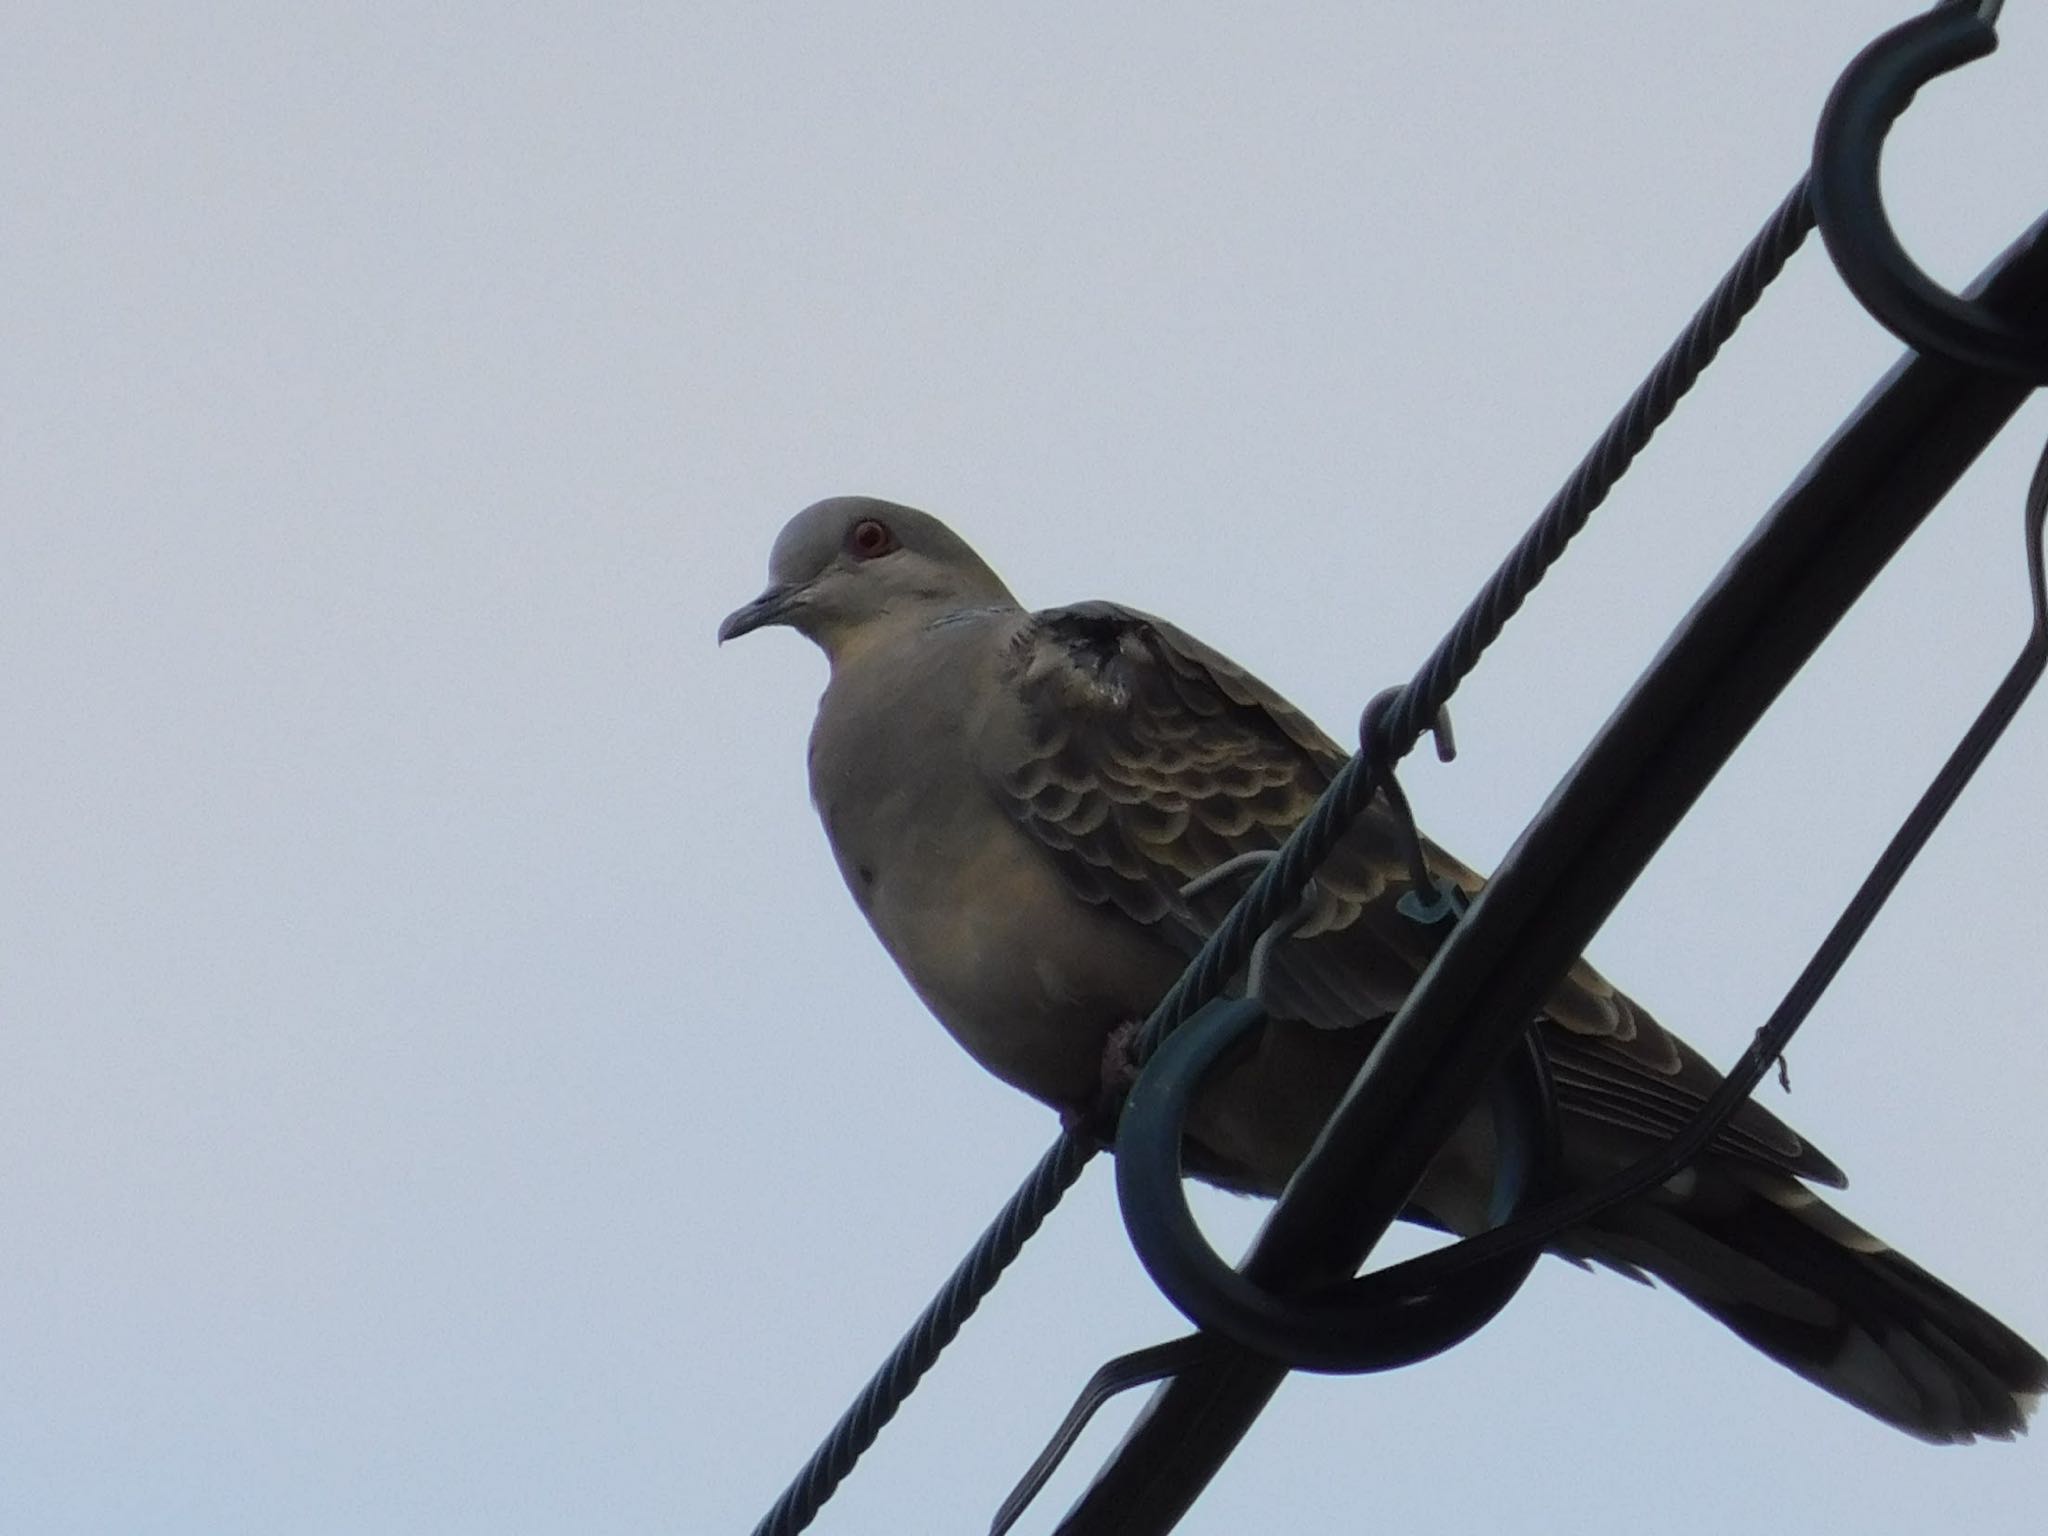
top-left (808, 666), bottom-right (1184, 1109)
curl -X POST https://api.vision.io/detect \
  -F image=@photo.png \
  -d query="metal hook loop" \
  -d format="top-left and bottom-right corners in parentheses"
top-left (1810, 2), bottom-right (2048, 382)
top-left (1359, 688), bottom-right (1439, 897)
top-left (990, 1336), bottom-right (1213, 1536)
top-left (1112, 993), bottom-right (1558, 1374)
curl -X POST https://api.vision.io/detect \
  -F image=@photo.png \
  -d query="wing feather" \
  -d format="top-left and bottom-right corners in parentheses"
top-left (989, 601), bottom-right (1841, 1185)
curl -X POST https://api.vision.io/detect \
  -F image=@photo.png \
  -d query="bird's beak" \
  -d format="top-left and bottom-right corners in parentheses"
top-left (718, 583), bottom-right (802, 643)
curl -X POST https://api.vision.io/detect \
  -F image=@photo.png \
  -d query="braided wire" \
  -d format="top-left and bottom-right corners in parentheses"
top-left (1139, 178), bottom-right (1818, 1057)
top-left (752, 1132), bottom-right (1095, 1536)
top-left (749, 176), bottom-right (1817, 1535)
top-left (1382, 177), bottom-right (1817, 748)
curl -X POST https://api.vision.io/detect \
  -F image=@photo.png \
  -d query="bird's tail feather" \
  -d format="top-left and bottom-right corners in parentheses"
top-left (1584, 1167), bottom-right (2045, 1443)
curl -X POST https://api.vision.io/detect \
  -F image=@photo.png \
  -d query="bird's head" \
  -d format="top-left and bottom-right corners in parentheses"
top-left (718, 496), bottom-right (1018, 660)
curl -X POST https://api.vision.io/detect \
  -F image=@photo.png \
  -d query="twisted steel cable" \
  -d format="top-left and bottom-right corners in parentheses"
top-left (1379, 177), bottom-right (1817, 751)
top-left (751, 1133), bottom-right (1094, 1536)
top-left (1139, 178), bottom-right (1818, 1059)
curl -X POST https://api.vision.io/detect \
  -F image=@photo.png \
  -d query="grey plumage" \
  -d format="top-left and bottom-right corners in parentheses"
top-left (723, 494), bottom-right (2045, 1443)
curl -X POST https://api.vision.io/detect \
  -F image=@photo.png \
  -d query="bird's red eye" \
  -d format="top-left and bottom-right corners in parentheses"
top-left (847, 518), bottom-right (897, 559)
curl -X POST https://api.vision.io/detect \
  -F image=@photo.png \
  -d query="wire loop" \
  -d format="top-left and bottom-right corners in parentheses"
top-left (1811, 2), bottom-right (2048, 381)
top-left (989, 1336), bottom-right (1213, 1536)
top-left (1112, 993), bottom-right (1558, 1373)
top-left (1359, 689), bottom-right (1442, 895)
top-left (1322, 427), bottom-right (2048, 1306)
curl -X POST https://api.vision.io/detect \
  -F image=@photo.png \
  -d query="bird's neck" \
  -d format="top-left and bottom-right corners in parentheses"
top-left (817, 601), bottom-right (1013, 674)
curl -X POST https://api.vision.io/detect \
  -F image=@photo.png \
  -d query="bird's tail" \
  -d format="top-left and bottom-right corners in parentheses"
top-left (1583, 1166), bottom-right (2045, 1443)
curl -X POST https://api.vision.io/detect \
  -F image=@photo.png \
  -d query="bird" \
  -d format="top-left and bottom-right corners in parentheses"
top-left (719, 493), bottom-right (2045, 1443)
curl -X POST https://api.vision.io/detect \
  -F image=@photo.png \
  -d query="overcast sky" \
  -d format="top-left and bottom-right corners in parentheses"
top-left (5, 4), bottom-right (2046, 1533)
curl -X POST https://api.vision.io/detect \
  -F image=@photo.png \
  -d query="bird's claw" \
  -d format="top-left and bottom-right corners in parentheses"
top-left (1060, 1018), bottom-right (1146, 1146)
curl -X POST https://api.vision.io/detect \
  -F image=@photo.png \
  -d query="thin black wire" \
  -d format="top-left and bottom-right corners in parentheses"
top-left (751, 1134), bottom-right (1094, 1536)
top-left (749, 177), bottom-right (1817, 1536)
top-left (1379, 176), bottom-right (1817, 753)
top-left (1366, 425), bottom-right (2048, 1297)
top-left (1140, 176), bottom-right (1818, 1067)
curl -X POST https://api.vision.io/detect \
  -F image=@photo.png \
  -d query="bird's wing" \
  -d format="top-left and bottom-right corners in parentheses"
top-left (987, 601), bottom-right (1843, 1186)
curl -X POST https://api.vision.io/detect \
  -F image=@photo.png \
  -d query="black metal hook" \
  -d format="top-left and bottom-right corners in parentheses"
top-left (1177, 853), bottom-right (1325, 1000)
top-left (990, 1336), bottom-right (1214, 1536)
top-left (1811, 1), bottom-right (2048, 382)
top-left (1316, 426), bottom-right (2048, 1307)
top-left (1112, 992), bottom-right (1557, 1373)
top-left (1359, 688), bottom-right (1462, 918)
top-left (1109, 418), bottom-right (2048, 1373)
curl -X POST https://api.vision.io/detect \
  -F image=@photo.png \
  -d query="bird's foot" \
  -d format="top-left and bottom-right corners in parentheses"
top-left (1059, 1018), bottom-right (1147, 1146)
top-left (1100, 1015), bottom-right (1144, 1097)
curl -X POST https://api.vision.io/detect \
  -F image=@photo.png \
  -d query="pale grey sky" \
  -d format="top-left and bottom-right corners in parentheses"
top-left (3, 4), bottom-right (2045, 1533)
